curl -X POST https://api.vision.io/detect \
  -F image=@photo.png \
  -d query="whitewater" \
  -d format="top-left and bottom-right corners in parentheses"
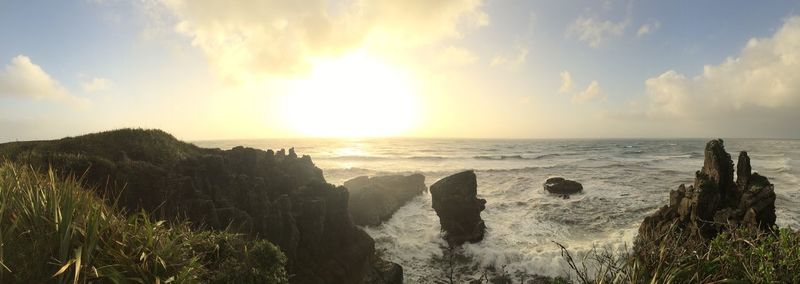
top-left (196, 139), bottom-right (800, 282)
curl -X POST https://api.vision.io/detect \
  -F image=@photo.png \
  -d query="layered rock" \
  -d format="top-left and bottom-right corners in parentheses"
top-left (344, 174), bottom-right (427, 226)
top-left (637, 139), bottom-right (777, 248)
top-left (543, 177), bottom-right (583, 195)
top-left (430, 170), bottom-right (487, 245)
top-left (0, 129), bottom-right (397, 284)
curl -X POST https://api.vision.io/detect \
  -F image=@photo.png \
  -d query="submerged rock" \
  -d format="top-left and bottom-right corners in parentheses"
top-left (344, 174), bottom-right (427, 226)
top-left (637, 139), bottom-right (777, 251)
top-left (543, 177), bottom-right (583, 195)
top-left (430, 170), bottom-right (487, 246)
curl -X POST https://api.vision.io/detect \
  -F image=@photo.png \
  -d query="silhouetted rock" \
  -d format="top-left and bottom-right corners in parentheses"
top-left (637, 139), bottom-right (777, 254)
top-left (430, 170), bottom-right (486, 246)
top-left (344, 174), bottom-right (427, 226)
top-left (543, 177), bottom-right (583, 195)
top-left (0, 128), bottom-right (392, 284)
top-left (364, 257), bottom-right (403, 284)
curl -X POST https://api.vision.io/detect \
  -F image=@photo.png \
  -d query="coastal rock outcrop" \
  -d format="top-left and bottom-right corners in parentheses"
top-left (637, 139), bottom-right (777, 250)
top-left (543, 177), bottom-right (583, 195)
top-left (430, 170), bottom-right (487, 245)
top-left (0, 129), bottom-right (398, 284)
top-left (344, 174), bottom-right (427, 226)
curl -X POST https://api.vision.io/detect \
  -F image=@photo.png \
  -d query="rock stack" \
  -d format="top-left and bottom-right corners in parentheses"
top-left (344, 174), bottom-right (427, 227)
top-left (637, 139), bottom-right (777, 245)
top-left (543, 177), bottom-right (583, 196)
top-left (430, 170), bottom-right (487, 246)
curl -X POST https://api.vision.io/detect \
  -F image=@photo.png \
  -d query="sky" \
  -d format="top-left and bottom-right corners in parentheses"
top-left (1, 0), bottom-right (800, 141)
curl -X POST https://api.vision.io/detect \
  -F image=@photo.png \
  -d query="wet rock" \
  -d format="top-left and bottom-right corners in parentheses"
top-left (344, 174), bottom-right (427, 226)
top-left (637, 139), bottom-right (777, 253)
top-left (363, 257), bottom-right (403, 284)
top-left (430, 170), bottom-right (487, 246)
top-left (543, 177), bottom-right (583, 195)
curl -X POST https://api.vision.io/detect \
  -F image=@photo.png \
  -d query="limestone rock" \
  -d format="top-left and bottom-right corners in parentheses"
top-left (345, 174), bottom-right (427, 226)
top-left (637, 139), bottom-right (777, 254)
top-left (430, 170), bottom-right (487, 246)
top-left (543, 177), bottom-right (583, 195)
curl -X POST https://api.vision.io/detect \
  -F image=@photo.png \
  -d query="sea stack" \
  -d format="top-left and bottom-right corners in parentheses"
top-left (344, 174), bottom-right (427, 226)
top-left (637, 139), bottom-right (777, 248)
top-left (543, 177), bottom-right (583, 195)
top-left (430, 170), bottom-right (487, 246)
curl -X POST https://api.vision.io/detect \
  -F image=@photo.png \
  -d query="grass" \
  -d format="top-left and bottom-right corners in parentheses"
top-left (0, 161), bottom-right (288, 283)
top-left (557, 225), bottom-right (800, 283)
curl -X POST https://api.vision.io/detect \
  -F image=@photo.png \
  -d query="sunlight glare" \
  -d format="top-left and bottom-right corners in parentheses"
top-left (284, 52), bottom-right (419, 137)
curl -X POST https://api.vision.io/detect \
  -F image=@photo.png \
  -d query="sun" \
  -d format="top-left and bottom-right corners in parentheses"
top-left (283, 52), bottom-right (419, 138)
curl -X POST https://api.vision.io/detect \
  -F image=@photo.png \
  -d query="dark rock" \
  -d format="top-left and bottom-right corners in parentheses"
top-left (344, 174), bottom-right (427, 226)
top-left (363, 257), bottom-right (403, 284)
top-left (430, 170), bottom-right (486, 246)
top-left (543, 177), bottom-right (583, 195)
top-left (637, 139), bottom-right (777, 254)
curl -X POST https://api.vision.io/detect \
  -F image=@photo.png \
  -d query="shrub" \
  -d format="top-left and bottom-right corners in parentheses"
top-left (558, 226), bottom-right (800, 283)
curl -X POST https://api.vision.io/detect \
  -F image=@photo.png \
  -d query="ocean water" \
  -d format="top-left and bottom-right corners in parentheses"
top-left (195, 139), bottom-right (800, 281)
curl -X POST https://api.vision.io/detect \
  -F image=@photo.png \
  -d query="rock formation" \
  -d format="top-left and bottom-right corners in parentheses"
top-left (543, 177), bottom-right (583, 195)
top-left (0, 129), bottom-right (400, 284)
top-left (430, 170), bottom-right (487, 246)
top-left (344, 174), bottom-right (427, 226)
top-left (637, 139), bottom-right (777, 248)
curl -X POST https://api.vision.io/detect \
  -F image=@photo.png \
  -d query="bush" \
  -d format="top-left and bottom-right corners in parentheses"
top-left (558, 226), bottom-right (800, 283)
top-left (0, 161), bottom-right (288, 283)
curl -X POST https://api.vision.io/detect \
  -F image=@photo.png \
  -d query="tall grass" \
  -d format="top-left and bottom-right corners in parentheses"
top-left (557, 225), bottom-right (800, 283)
top-left (0, 161), bottom-right (288, 283)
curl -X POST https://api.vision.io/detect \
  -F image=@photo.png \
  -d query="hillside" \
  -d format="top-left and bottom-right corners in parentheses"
top-left (0, 129), bottom-right (398, 283)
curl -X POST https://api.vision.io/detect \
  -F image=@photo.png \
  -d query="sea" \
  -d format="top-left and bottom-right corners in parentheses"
top-left (194, 138), bottom-right (800, 282)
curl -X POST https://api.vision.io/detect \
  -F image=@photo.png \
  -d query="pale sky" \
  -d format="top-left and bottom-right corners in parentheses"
top-left (1, 0), bottom-right (800, 141)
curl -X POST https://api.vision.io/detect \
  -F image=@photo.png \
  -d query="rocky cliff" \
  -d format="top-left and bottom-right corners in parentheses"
top-left (637, 139), bottom-right (777, 254)
top-left (0, 129), bottom-right (395, 284)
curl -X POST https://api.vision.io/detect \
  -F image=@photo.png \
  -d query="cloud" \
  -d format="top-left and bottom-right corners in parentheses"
top-left (0, 55), bottom-right (89, 108)
top-left (642, 16), bottom-right (800, 119)
top-left (636, 21), bottom-right (660, 37)
top-left (81, 77), bottom-right (113, 93)
top-left (490, 46), bottom-right (528, 68)
top-left (558, 71), bottom-right (603, 103)
top-left (152, 0), bottom-right (489, 80)
top-left (558, 71), bottom-right (574, 93)
top-left (567, 15), bottom-right (629, 48)
top-left (572, 80), bottom-right (604, 103)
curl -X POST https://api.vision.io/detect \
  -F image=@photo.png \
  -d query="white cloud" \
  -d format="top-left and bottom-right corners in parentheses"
top-left (490, 46), bottom-right (528, 68)
top-left (81, 77), bottom-right (113, 93)
top-left (572, 80), bottom-right (604, 103)
top-left (152, 0), bottom-right (489, 80)
top-left (642, 16), bottom-right (800, 119)
top-left (567, 15), bottom-right (629, 48)
top-left (559, 71), bottom-right (574, 94)
top-left (636, 21), bottom-right (660, 37)
top-left (0, 55), bottom-right (89, 108)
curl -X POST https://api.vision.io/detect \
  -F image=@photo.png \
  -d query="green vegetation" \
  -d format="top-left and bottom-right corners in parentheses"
top-left (0, 128), bottom-right (201, 167)
top-left (0, 161), bottom-right (288, 283)
top-left (558, 226), bottom-right (800, 283)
